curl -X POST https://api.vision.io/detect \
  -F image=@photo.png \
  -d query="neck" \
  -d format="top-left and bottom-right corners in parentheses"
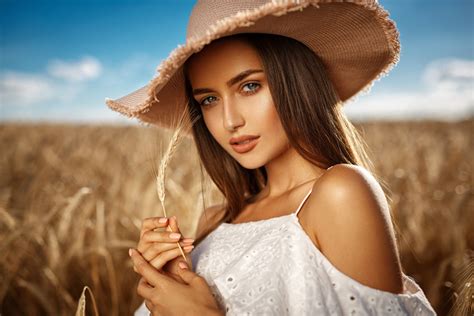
top-left (261, 146), bottom-right (326, 198)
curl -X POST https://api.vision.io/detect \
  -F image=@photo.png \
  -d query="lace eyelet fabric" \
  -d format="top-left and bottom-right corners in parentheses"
top-left (134, 188), bottom-right (437, 316)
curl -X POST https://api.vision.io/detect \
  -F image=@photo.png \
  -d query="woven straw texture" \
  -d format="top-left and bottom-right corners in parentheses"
top-left (106, 0), bottom-right (400, 130)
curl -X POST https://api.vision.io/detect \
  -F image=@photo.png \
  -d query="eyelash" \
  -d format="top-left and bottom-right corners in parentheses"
top-left (199, 82), bottom-right (261, 107)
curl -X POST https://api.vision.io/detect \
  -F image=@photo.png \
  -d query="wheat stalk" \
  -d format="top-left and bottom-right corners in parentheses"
top-left (75, 286), bottom-right (99, 316)
top-left (156, 101), bottom-right (199, 264)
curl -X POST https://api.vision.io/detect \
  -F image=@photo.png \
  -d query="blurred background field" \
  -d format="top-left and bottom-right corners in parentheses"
top-left (0, 119), bottom-right (472, 316)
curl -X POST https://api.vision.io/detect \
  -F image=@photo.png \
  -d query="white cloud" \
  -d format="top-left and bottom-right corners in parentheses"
top-left (0, 54), bottom-right (156, 123)
top-left (0, 71), bottom-right (56, 106)
top-left (345, 58), bottom-right (474, 121)
top-left (47, 56), bottom-right (102, 82)
top-left (0, 56), bottom-right (102, 109)
top-left (422, 58), bottom-right (474, 86)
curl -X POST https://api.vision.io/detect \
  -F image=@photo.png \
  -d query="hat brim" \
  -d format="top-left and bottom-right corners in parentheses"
top-left (106, 0), bottom-right (400, 129)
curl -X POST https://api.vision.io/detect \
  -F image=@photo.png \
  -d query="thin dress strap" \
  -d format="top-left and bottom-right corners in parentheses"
top-left (293, 165), bottom-right (334, 217)
top-left (294, 188), bottom-right (313, 216)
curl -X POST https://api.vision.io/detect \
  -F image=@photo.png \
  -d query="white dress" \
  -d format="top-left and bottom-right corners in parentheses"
top-left (134, 188), bottom-right (437, 316)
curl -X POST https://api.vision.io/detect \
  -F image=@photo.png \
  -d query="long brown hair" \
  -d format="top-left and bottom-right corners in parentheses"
top-left (183, 33), bottom-right (391, 246)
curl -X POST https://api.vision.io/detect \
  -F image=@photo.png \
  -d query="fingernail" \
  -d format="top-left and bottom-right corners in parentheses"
top-left (178, 261), bottom-right (188, 269)
top-left (159, 217), bottom-right (167, 223)
top-left (170, 233), bottom-right (181, 239)
top-left (183, 245), bottom-right (194, 251)
top-left (182, 238), bottom-right (195, 243)
top-left (171, 215), bottom-right (177, 220)
top-left (128, 248), bottom-right (133, 257)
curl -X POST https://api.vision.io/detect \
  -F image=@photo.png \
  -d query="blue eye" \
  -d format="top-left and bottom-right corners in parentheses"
top-left (242, 82), bottom-right (260, 93)
top-left (199, 82), bottom-right (261, 107)
top-left (200, 95), bottom-right (217, 106)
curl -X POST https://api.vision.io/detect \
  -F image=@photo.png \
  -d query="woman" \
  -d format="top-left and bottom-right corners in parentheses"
top-left (107, 1), bottom-right (437, 315)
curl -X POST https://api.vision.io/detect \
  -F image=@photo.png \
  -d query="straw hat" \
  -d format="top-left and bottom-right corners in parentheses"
top-left (105, 0), bottom-right (400, 129)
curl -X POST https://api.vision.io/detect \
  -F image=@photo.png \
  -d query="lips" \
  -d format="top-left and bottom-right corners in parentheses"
top-left (229, 135), bottom-right (260, 154)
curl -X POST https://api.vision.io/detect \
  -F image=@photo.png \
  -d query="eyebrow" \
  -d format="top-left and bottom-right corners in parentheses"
top-left (192, 68), bottom-right (263, 96)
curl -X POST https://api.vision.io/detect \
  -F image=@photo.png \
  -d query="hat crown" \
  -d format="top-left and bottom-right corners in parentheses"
top-left (106, 0), bottom-right (399, 130)
top-left (186, 0), bottom-right (268, 41)
top-left (185, 0), bottom-right (380, 41)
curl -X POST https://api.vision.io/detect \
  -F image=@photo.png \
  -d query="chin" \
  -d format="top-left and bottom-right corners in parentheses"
top-left (239, 160), bottom-right (264, 170)
top-left (230, 153), bottom-right (265, 170)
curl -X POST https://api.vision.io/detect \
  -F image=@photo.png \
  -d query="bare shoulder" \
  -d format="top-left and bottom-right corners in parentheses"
top-left (305, 163), bottom-right (404, 293)
top-left (195, 203), bottom-right (226, 240)
top-left (309, 163), bottom-right (392, 228)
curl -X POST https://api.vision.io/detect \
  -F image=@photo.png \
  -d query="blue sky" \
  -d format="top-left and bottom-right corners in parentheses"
top-left (1, 0), bottom-right (473, 123)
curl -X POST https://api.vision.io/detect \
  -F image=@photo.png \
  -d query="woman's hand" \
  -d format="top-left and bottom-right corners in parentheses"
top-left (129, 248), bottom-right (223, 316)
top-left (135, 216), bottom-right (195, 282)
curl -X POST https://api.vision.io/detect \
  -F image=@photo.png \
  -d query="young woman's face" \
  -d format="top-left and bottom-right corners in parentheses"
top-left (187, 38), bottom-right (290, 169)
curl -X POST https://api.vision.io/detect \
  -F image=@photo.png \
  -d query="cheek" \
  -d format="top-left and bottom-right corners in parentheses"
top-left (202, 112), bottom-right (225, 144)
top-left (256, 96), bottom-right (286, 138)
top-left (265, 112), bottom-right (291, 158)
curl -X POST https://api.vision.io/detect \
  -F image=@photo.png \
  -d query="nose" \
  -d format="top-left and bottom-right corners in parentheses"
top-left (223, 98), bottom-right (245, 132)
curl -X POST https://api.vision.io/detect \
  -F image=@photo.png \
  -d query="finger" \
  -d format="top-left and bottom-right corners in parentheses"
top-left (149, 245), bottom-right (194, 270)
top-left (137, 231), bottom-right (182, 253)
top-left (138, 233), bottom-right (194, 253)
top-left (167, 254), bottom-right (192, 277)
top-left (133, 264), bottom-right (158, 274)
top-left (169, 216), bottom-right (181, 234)
top-left (141, 240), bottom-right (194, 262)
top-left (167, 272), bottom-right (187, 284)
top-left (142, 230), bottom-right (182, 243)
top-left (140, 217), bottom-right (169, 237)
top-left (177, 266), bottom-right (204, 287)
top-left (137, 277), bottom-right (154, 300)
top-left (130, 248), bottom-right (170, 287)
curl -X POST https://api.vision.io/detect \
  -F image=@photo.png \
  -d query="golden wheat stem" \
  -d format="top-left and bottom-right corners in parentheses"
top-left (156, 104), bottom-right (195, 264)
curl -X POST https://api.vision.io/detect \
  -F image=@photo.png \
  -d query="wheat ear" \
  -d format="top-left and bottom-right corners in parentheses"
top-left (156, 101), bottom-right (198, 263)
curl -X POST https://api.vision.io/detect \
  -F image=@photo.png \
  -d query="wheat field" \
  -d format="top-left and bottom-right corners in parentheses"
top-left (0, 119), bottom-right (472, 316)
